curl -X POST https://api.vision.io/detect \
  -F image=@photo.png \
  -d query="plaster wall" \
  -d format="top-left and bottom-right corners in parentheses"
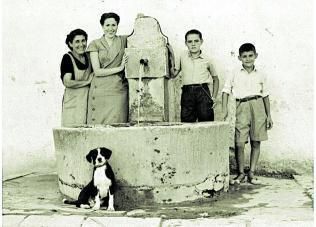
top-left (2, 0), bottom-right (313, 178)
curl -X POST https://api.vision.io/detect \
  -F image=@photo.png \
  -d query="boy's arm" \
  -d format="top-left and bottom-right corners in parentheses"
top-left (172, 68), bottom-right (181, 78)
top-left (212, 76), bottom-right (219, 99)
top-left (263, 96), bottom-right (273, 129)
top-left (262, 72), bottom-right (273, 129)
top-left (222, 92), bottom-right (229, 121)
top-left (221, 71), bottom-right (234, 121)
top-left (167, 43), bottom-right (181, 78)
top-left (208, 63), bottom-right (219, 99)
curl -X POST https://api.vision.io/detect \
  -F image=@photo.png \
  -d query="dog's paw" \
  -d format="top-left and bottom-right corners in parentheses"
top-left (92, 205), bottom-right (100, 210)
top-left (107, 206), bottom-right (115, 211)
top-left (80, 204), bottom-right (91, 209)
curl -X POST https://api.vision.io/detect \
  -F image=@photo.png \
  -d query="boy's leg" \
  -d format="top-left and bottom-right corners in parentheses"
top-left (248, 99), bottom-right (268, 184)
top-left (248, 140), bottom-right (262, 184)
top-left (181, 87), bottom-right (197, 122)
top-left (235, 142), bottom-right (246, 174)
top-left (249, 141), bottom-right (261, 172)
top-left (232, 102), bottom-right (250, 184)
top-left (196, 85), bottom-right (214, 121)
top-left (233, 142), bottom-right (246, 184)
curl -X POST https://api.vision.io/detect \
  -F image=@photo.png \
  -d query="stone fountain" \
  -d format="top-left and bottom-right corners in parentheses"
top-left (53, 15), bottom-right (230, 209)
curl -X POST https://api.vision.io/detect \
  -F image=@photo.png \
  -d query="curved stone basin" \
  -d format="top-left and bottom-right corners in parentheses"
top-left (53, 121), bottom-right (230, 208)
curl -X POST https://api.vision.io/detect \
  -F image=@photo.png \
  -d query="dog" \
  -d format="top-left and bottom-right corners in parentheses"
top-left (63, 147), bottom-right (116, 210)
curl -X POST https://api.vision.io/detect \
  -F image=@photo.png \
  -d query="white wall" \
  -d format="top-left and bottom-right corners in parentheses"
top-left (2, 0), bottom-right (313, 178)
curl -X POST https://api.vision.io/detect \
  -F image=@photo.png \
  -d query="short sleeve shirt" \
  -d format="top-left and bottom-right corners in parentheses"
top-left (222, 66), bottom-right (269, 99)
top-left (175, 50), bottom-right (218, 85)
top-left (60, 52), bottom-right (89, 81)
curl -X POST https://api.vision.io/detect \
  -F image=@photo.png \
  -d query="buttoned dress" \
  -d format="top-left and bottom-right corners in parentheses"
top-left (86, 35), bottom-right (128, 125)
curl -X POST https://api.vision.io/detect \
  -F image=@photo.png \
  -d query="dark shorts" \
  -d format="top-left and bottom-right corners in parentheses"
top-left (181, 83), bottom-right (214, 122)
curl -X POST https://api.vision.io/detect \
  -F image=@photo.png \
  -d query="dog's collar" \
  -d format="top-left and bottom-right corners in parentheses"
top-left (94, 162), bottom-right (107, 169)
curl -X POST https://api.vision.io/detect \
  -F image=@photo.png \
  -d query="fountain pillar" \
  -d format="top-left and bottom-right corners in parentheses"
top-left (125, 15), bottom-right (170, 122)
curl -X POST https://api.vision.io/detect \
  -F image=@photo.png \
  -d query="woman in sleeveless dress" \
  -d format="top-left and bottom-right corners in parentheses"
top-left (60, 29), bottom-right (93, 126)
top-left (86, 12), bottom-right (128, 125)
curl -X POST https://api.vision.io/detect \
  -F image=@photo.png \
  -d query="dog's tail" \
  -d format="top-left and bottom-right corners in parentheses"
top-left (63, 198), bottom-right (78, 205)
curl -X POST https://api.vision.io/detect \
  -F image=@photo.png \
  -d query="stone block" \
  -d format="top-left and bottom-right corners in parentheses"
top-left (125, 15), bottom-right (171, 123)
top-left (83, 217), bottom-right (162, 227)
top-left (20, 215), bottom-right (85, 227)
top-left (127, 16), bottom-right (167, 49)
top-left (125, 48), bottom-right (168, 79)
top-left (3, 215), bottom-right (26, 227)
top-left (128, 78), bottom-right (169, 122)
top-left (161, 219), bottom-right (247, 227)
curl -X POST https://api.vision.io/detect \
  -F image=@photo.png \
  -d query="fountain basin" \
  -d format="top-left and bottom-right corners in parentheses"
top-left (53, 121), bottom-right (230, 208)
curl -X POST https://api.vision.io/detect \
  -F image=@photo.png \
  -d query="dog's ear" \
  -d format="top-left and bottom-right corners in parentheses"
top-left (100, 147), bottom-right (112, 159)
top-left (86, 149), bottom-right (96, 163)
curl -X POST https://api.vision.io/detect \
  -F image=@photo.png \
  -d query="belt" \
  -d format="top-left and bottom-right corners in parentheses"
top-left (182, 83), bottom-right (208, 88)
top-left (236, 95), bottom-right (262, 103)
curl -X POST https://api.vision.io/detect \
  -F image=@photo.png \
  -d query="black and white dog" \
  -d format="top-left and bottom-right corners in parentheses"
top-left (63, 147), bottom-right (116, 210)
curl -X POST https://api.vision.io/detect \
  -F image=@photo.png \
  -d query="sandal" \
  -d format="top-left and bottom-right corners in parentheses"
top-left (248, 171), bottom-right (262, 185)
top-left (230, 173), bottom-right (246, 185)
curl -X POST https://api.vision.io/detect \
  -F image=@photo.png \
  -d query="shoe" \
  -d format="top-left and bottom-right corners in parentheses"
top-left (230, 173), bottom-right (246, 185)
top-left (248, 171), bottom-right (262, 185)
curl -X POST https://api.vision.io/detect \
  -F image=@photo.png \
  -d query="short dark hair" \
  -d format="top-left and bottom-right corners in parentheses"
top-left (239, 43), bottom-right (256, 55)
top-left (185, 29), bottom-right (203, 41)
top-left (100, 12), bottom-right (120, 26)
top-left (65, 29), bottom-right (88, 50)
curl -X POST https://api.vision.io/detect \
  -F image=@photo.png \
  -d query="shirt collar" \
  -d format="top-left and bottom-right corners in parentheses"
top-left (240, 65), bottom-right (257, 72)
top-left (187, 50), bottom-right (205, 59)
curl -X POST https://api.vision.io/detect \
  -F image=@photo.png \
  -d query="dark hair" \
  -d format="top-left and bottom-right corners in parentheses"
top-left (239, 43), bottom-right (256, 55)
top-left (65, 29), bottom-right (88, 50)
top-left (100, 12), bottom-right (120, 25)
top-left (185, 29), bottom-right (203, 41)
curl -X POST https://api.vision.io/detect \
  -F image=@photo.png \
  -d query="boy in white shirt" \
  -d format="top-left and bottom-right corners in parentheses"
top-left (222, 43), bottom-right (273, 185)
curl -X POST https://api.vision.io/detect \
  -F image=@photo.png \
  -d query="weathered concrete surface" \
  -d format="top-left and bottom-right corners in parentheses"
top-left (2, 173), bottom-right (313, 226)
top-left (20, 215), bottom-right (85, 227)
top-left (125, 16), bottom-right (170, 122)
top-left (53, 122), bottom-right (230, 207)
top-left (128, 78), bottom-right (169, 122)
top-left (82, 217), bottom-right (162, 227)
top-left (126, 16), bottom-right (167, 49)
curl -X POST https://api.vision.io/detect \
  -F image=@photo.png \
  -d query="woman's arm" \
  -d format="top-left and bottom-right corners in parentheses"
top-left (63, 73), bottom-right (93, 88)
top-left (90, 52), bottom-right (127, 77)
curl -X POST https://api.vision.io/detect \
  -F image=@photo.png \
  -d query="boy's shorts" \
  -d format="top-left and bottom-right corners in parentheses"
top-left (235, 97), bottom-right (268, 144)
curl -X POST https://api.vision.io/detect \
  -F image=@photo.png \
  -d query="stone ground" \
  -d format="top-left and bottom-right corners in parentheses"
top-left (2, 172), bottom-right (314, 227)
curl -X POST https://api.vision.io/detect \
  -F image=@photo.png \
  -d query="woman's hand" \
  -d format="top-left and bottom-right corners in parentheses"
top-left (87, 73), bottom-right (94, 83)
top-left (222, 107), bottom-right (228, 121)
top-left (120, 53), bottom-right (128, 71)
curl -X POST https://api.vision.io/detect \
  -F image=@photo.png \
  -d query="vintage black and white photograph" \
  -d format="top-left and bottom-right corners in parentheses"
top-left (2, 0), bottom-right (314, 226)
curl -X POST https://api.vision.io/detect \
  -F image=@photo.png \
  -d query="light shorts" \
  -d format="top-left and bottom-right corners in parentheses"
top-left (235, 98), bottom-right (268, 144)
